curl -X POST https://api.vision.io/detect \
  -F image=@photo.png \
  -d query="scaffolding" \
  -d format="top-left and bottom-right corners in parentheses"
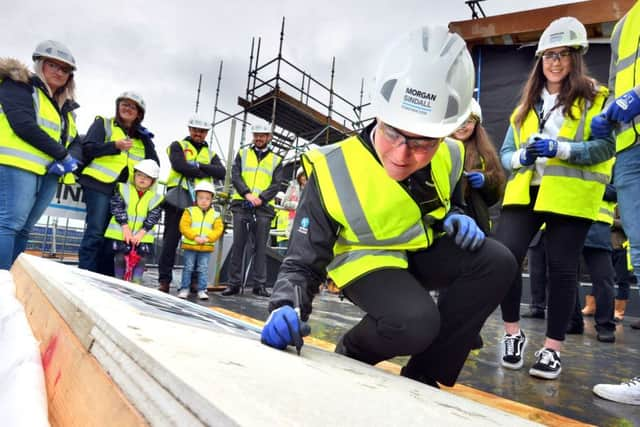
top-left (212, 17), bottom-right (368, 160)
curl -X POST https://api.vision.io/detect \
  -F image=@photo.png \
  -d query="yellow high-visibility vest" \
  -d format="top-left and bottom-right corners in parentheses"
top-left (609, 1), bottom-right (640, 153)
top-left (166, 139), bottom-right (216, 188)
top-left (0, 85), bottom-right (65, 175)
top-left (304, 135), bottom-right (463, 288)
top-left (181, 206), bottom-right (220, 247)
top-left (231, 147), bottom-right (282, 200)
top-left (82, 116), bottom-right (146, 183)
top-left (503, 86), bottom-right (613, 220)
top-left (104, 183), bottom-right (163, 243)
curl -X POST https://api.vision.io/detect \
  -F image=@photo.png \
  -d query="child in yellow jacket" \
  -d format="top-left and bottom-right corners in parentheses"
top-left (177, 182), bottom-right (223, 300)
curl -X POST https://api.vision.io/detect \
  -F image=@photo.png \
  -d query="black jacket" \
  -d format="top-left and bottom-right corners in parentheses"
top-left (268, 123), bottom-right (465, 320)
top-left (230, 145), bottom-right (284, 218)
top-left (0, 60), bottom-right (79, 163)
top-left (167, 137), bottom-right (226, 183)
top-left (110, 187), bottom-right (163, 231)
top-left (78, 116), bottom-right (159, 194)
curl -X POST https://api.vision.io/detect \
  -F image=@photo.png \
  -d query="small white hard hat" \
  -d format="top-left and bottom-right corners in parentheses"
top-left (133, 159), bottom-right (160, 179)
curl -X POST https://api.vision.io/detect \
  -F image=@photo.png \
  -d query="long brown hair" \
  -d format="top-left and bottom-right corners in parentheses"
top-left (464, 122), bottom-right (505, 197)
top-left (513, 50), bottom-right (597, 127)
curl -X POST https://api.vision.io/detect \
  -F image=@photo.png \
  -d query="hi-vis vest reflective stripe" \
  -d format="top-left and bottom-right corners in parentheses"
top-left (0, 85), bottom-right (63, 175)
top-left (303, 135), bottom-right (463, 288)
top-left (610, 1), bottom-right (640, 153)
top-left (503, 86), bottom-right (613, 220)
top-left (82, 117), bottom-right (146, 183)
top-left (181, 207), bottom-right (220, 247)
top-left (104, 183), bottom-right (163, 243)
top-left (231, 148), bottom-right (282, 200)
top-left (596, 199), bottom-right (615, 225)
top-left (166, 140), bottom-right (215, 188)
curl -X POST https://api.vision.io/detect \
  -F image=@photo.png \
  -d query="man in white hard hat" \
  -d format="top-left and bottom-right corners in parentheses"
top-left (222, 123), bottom-right (284, 297)
top-left (590, 0), bottom-right (640, 406)
top-left (157, 114), bottom-right (226, 293)
top-left (260, 26), bottom-right (517, 388)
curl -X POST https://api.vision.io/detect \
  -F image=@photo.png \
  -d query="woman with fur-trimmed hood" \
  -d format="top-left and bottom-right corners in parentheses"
top-left (0, 40), bottom-right (81, 269)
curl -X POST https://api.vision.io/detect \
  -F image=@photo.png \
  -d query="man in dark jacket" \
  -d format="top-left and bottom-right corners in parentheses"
top-left (157, 115), bottom-right (225, 292)
top-left (221, 123), bottom-right (284, 297)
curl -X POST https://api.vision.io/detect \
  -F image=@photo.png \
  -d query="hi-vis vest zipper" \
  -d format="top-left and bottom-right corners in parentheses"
top-left (303, 135), bottom-right (463, 288)
top-left (82, 116), bottom-right (146, 183)
top-left (610, 1), bottom-right (640, 153)
top-left (503, 86), bottom-right (614, 221)
top-left (104, 183), bottom-right (163, 243)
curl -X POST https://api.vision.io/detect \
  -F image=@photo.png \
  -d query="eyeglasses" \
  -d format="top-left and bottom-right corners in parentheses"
top-left (541, 50), bottom-right (572, 62)
top-left (378, 122), bottom-right (441, 153)
top-left (119, 102), bottom-right (139, 111)
top-left (44, 60), bottom-right (73, 75)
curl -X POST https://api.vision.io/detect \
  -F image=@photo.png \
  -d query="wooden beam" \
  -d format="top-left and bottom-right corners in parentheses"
top-left (11, 263), bottom-right (147, 427)
top-left (449, 0), bottom-right (635, 45)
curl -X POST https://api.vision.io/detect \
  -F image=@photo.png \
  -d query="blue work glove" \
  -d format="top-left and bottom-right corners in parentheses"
top-left (527, 138), bottom-right (558, 158)
top-left (61, 154), bottom-right (79, 173)
top-left (465, 171), bottom-right (485, 189)
top-left (443, 213), bottom-right (485, 250)
top-left (261, 306), bottom-right (305, 351)
top-left (519, 149), bottom-right (537, 166)
top-left (47, 161), bottom-right (65, 176)
top-left (590, 114), bottom-right (613, 138)
top-left (607, 90), bottom-right (640, 123)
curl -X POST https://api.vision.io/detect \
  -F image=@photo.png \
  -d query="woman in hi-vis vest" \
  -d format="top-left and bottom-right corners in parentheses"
top-left (78, 91), bottom-right (158, 275)
top-left (260, 26), bottom-right (518, 389)
top-left (0, 40), bottom-right (81, 269)
top-left (496, 17), bottom-right (615, 380)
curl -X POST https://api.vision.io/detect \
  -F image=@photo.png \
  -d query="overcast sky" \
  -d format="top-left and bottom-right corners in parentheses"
top-left (3, 0), bottom-right (582, 177)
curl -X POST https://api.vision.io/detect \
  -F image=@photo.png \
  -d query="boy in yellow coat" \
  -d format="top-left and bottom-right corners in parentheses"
top-left (178, 181), bottom-right (223, 299)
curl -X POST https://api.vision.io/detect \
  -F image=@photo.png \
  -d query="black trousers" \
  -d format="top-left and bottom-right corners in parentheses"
top-left (571, 247), bottom-right (616, 331)
top-left (340, 236), bottom-right (516, 386)
top-left (495, 201), bottom-right (591, 341)
top-left (528, 231), bottom-right (548, 311)
top-left (227, 209), bottom-right (272, 288)
top-left (158, 203), bottom-right (184, 284)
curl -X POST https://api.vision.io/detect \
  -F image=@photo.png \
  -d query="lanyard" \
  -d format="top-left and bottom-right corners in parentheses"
top-left (536, 101), bottom-right (560, 134)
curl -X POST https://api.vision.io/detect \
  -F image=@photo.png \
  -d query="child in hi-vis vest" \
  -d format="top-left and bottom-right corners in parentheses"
top-left (178, 181), bottom-right (223, 300)
top-left (104, 159), bottom-right (163, 283)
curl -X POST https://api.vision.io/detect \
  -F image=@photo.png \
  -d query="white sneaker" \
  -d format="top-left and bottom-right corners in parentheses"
top-left (177, 289), bottom-right (189, 299)
top-left (197, 290), bottom-right (209, 300)
top-left (593, 377), bottom-right (640, 405)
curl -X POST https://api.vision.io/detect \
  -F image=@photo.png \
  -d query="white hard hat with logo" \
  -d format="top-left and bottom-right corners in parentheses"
top-left (32, 40), bottom-right (77, 70)
top-left (372, 25), bottom-right (475, 138)
top-left (251, 123), bottom-right (272, 134)
top-left (134, 159), bottom-right (160, 179)
top-left (117, 91), bottom-right (146, 117)
top-left (536, 17), bottom-right (588, 56)
top-left (194, 181), bottom-right (216, 195)
top-left (188, 114), bottom-right (211, 130)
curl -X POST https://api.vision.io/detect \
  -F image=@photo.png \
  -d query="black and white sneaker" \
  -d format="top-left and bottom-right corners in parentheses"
top-left (529, 348), bottom-right (562, 380)
top-left (501, 330), bottom-right (527, 369)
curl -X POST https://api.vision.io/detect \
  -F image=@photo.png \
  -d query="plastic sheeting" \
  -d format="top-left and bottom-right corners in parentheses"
top-left (0, 270), bottom-right (49, 427)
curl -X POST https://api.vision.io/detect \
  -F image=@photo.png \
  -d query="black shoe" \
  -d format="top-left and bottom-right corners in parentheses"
top-left (521, 309), bottom-right (545, 319)
top-left (252, 286), bottom-right (271, 297)
top-left (221, 286), bottom-right (240, 297)
top-left (158, 281), bottom-right (170, 293)
top-left (596, 329), bottom-right (616, 343)
top-left (566, 322), bottom-right (584, 334)
top-left (400, 366), bottom-right (439, 389)
top-left (529, 348), bottom-right (562, 380)
top-left (630, 319), bottom-right (640, 330)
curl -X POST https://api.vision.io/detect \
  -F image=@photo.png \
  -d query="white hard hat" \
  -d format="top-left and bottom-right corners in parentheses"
top-left (372, 25), bottom-right (475, 138)
top-left (194, 181), bottom-right (216, 195)
top-left (133, 159), bottom-right (159, 179)
top-left (117, 91), bottom-right (146, 115)
top-left (32, 40), bottom-right (77, 71)
top-left (296, 166), bottom-right (305, 178)
top-left (536, 17), bottom-right (588, 56)
top-left (188, 114), bottom-right (211, 130)
top-left (251, 123), bottom-right (272, 134)
top-left (470, 99), bottom-right (482, 124)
